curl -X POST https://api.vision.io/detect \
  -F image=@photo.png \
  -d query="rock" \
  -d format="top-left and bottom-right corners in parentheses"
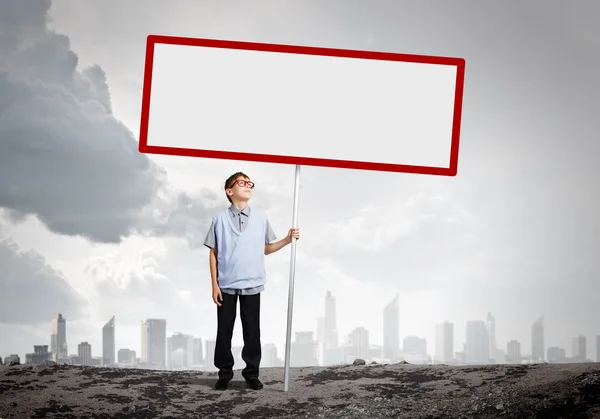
top-left (8, 361), bottom-right (19, 366)
top-left (45, 360), bottom-right (56, 366)
top-left (353, 359), bottom-right (366, 366)
top-left (397, 360), bottom-right (410, 364)
top-left (496, 403), bottom-right (505, 410)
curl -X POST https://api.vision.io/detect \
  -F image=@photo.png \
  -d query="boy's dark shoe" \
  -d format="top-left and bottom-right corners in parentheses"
top-left (245, 377), bottom-right (263, 390)
top-left (215, 377), bottom-right (232, 390)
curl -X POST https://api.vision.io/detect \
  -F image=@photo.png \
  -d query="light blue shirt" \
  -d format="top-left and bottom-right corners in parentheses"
top-left (204, 205), bottom-right (277, 294)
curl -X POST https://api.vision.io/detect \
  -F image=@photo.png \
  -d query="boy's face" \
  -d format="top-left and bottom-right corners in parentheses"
top-left (227, 176), bottom-right (254, 202)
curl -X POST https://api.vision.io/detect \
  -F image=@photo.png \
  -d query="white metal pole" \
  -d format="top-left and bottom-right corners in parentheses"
top-left (283, 164), bottom-right (301, 392)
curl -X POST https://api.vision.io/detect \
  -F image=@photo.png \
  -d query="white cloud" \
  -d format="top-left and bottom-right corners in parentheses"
top-left (318, 191), bottom-right (476, 257)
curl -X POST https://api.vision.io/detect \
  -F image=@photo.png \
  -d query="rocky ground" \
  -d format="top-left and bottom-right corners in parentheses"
top-left (1, 361), bottom-right (599, 418)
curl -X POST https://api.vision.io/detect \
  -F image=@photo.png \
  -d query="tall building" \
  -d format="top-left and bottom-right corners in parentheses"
top-left (141, 319), bottom-right (167, 368)
top-left (102, 316), bottom-right (115, 366)
top-left (506, 340), bottom-right (521, 364)
top-left (78, 342), bottom-right (92, 366)
top-left (316, 317), bottom-right (326, 365)
top-left (324, 291), bottom-right (338, 349)
top-left (403, 336), bottom-right (427, 355)
top-left (117, 349), bottom-right (136, 363)
top-left (291, 331), bottom-right (318, 367)
top-left (263, 343), bottom-right (278, 367)
top-left (547, 347), bottom-right (566, 363)
top-left (192, 337), bottom-right (204, 366)
top-left (348, 327), bottom-right (370, 361)
top-left (51, 313), bottom-right (67, 362)
top-left (435, 321), bottom-right (454, 364)
top-left (486, 313), bottom-right (498, 362)
top-left (531, 316), bottom-right (545, 363)
top-left (317, 317), bottom-right (325, 343)
top-left (383, 294), bottom-right (400, 361)
top-left (465, 320), bottom-right (489, 365)
top-left (596, 336), bottom-right (600, 363)
top-left (205, 339), bottom-right (216, 370)
top-left (168, 332), bottom-right (194, 368)
top-left (572, 335), bottom-right (586, 362)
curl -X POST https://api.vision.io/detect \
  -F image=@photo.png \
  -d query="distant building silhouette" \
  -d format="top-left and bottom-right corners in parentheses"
top-left (78, 341), bottom-right (92, 366)
top-left (4, 354), bottom-right (20, 364)
top-left (466, 321), bottom-right (489, 365)
top-left (204, 339), bottom-right (216, 370)
top-left (324, 291), bottom-right (339, 348)
top-left (102, 316), bottom-right (115, 366)
top-left (435, 321), bottom-right (454, 364)
top-left (572, 335), bottom-right (586, 362)
top-left (506, 340), bottom-right (521, 364)
top-left (487, 313), bottom-right (498, 363)
top-left (51, 313), bottom-right (67, 362)
top-left (262, 343), bottom-right (279, 367)
top-left (167, 332), bottom-right (194, 369)
top-left (383, 294), bottom-right (400, 361)
top-left (547, 346), bottom-right (566, 363)
top-left (192, 337), bottom-right (204, 367)
top-left (347, 327), bottom-right (369, 362)
top-left (403, 336), bottom-right (426, 355)
top-left (117, 349), bottom-right (136, 363)
top-left (141, 319), bottom-right (167, 369)
top-left (291, 331), bottom-right (318, 366)
top-left (596, 336), bottom-right (600, 362)
top-left (531, 316), bottom-right (545, 363)
top-left (25, 345), bottom-right (51, 365)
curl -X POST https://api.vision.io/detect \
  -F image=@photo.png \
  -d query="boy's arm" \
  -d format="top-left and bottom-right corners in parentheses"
top-left (265, 237), bottom-right (291, 255)
top-left (209, 248), bottom-right (218, 289)
top-left (264, 220), bottom-right (300, 255)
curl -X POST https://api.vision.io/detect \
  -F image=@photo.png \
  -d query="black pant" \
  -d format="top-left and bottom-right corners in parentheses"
top-left (214, 292), bottom-right (261, 380)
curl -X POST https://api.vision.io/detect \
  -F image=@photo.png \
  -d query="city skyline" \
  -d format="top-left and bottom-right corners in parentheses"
top-left (4, 291), bottom-right (600, 369)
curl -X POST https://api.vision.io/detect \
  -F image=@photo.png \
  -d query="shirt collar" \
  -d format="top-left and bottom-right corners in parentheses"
top-left (229, 204), bottom-right (250, 216)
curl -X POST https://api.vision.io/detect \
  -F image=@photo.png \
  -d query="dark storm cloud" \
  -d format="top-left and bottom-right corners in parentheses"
top-left (0, 237), bottom-right (86, 324)
top-left (0, 0), bottom-right (166, 243)
top-left (140, 189), bottom-right (220, 248)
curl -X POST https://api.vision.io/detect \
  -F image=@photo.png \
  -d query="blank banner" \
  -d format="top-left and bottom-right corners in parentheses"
top-left (139, 35), bottom-right (465, 176)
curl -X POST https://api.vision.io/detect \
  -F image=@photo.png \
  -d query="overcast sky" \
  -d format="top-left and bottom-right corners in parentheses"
top-left (1, 0), bottom-right (599, 363)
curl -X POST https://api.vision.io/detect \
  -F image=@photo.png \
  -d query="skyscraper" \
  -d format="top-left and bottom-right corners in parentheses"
top-left (192, 337), bottom-right (204, 366)
top-left (383, 294), bottom-right (400, 361)
top-left (78, 341), bottom-right (92, 366)
top-left (349, 327), bottom-right (370, 361)
top-left (572, 335), bottom-right (586, 362)
top-left (486, 312), bottom-right (497, 363)
top-left (324, 291), bottom-right (338, 348)
top-left (51, 313), bottom-right (67, 362)
top-left (435, 321), bottom-right (454, 364)
top-left (102, 316), bottom-right (115, 366)
top-left (465, 320), bottom-right (489, 365)
top-left (506, 340), bottom-right (521, 364)
top-left (204, 339), bottom-right (216, 370)
top-left (291, 331), bottom-right (318, 366)
top-left (141, 319), bottom-right (167, 368)
top-left (531, 316), bottom-right (545, 363)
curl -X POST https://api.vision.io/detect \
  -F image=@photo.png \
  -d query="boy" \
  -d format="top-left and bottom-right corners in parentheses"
top-left (203, 172), bottom-right (300, 391)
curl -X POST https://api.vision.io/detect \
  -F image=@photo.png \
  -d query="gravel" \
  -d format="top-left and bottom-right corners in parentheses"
top-left (1, 361), bottom-right (599, 418)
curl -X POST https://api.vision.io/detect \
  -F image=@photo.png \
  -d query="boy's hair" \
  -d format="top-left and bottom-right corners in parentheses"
top-left (224, 172), bottom-right (250, 203)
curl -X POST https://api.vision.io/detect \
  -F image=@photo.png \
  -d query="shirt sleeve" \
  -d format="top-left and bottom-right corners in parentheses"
top-left (265, 219), bottom-right (277, 244)
top-left (203, 220), bottom-right (217, 249)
